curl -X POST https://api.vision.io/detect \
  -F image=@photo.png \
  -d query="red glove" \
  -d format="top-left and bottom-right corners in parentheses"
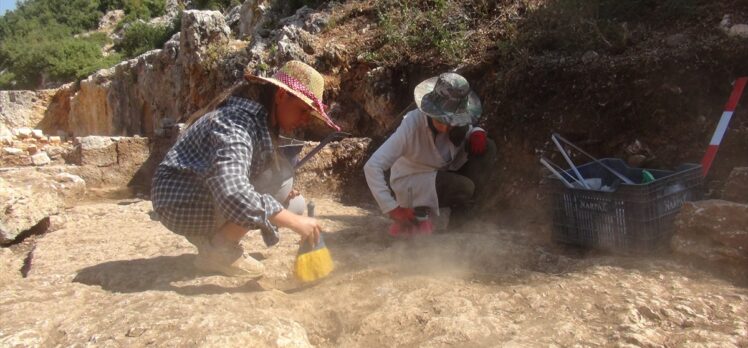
top-left (469, 130), bottom-right (487, 155)
top-left (388, 206), bottom-right (415, 222)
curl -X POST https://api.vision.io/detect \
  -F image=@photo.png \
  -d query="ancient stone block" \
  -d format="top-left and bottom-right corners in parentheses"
top-left (31, 152), bottom-right (50, 166)
top-left (75, 136), bottom-right (117, 167)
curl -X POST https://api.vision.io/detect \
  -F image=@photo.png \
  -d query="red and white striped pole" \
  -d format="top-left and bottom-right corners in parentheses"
top-left (701, 77), bottom-right (748, 177)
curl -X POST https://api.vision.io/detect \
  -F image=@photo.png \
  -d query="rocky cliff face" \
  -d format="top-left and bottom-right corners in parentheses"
top-left (65, 10), bottom-right (237, 138)
top-left (0, 4), bottom-right (397, 141)
top-left (0, 90), bottom-right (59, 136)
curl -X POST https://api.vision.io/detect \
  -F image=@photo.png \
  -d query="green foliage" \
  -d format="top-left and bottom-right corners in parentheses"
top-left (0, 0), bottom-right (102, 39)
top-left (116, 18), bottom-right (179, 58)
top-left (112, 0), bottom-right (167, 31)
top-left (375, 0), bottom-right (476, 64)
top-left (0, 25), bottom-right (120, 88)
top-left (0, 0), bottom-right (163, 88)
top-left (192, 0), bottom-right (241, 11)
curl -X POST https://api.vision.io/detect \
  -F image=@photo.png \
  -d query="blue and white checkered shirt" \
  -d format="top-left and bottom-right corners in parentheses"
top-left (151, 96), bottom-right (284, 246)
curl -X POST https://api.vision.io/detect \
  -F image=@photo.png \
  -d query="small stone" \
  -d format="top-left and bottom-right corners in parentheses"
top-left (14, 127), bottom-right (32, 139)
top-left (49, 136), bottom-right (62, 144)
top-left (3, 147), bottom-right (23, 156)
top-left (26, 144), bottom-right (38, 155)
top-left (31, 129), bottom-right (44, 139)
top-left (728, 24), bottom-right (748, 38)
top-left (720, 15), bottom-right (732, 30)
top-left (54, 173), bottom-right (85, 184)
top-left (0, 136), bottom-right (13, 145)
top-left (582, 50), bottom-right (599, 63)
top-left (31, 152), bottom-right (51, 166)
top-left (125, 327), bottom-right (147, 337)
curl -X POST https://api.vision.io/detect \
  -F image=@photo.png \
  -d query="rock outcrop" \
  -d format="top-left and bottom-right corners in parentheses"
top-left (0, 90), bottom-right (59, 135)
top-left (61, 10), bottom-right (238, 138)
top-left (671, 200), bottom-right (748, 276)
top-left (0, 169), bottom-right (85, 244)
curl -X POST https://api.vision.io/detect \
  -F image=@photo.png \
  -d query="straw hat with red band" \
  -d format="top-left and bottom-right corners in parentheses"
top-left (244, 60), bottom-right (341, 131)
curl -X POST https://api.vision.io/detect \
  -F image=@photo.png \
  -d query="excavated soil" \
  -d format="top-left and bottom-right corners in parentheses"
top-left (1, 197), bottom-right (746, 347)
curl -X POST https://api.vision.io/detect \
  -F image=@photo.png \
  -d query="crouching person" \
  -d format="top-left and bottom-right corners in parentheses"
top-left (364, 73), bottom-right (497, 236)
top-left (151, 61), bottom-right (342, 277)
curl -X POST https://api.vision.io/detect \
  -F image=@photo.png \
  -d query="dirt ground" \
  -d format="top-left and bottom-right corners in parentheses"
top-left (0, 197), bottom-right (747, 347)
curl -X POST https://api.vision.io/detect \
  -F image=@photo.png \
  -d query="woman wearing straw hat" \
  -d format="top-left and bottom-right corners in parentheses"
top-left (364, 72), bottom-right (497, 236)
top-left (151, 60), bottom-right (341, 277)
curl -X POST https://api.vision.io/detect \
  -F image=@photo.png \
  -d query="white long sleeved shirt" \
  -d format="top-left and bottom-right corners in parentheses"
top-left (364, 109), bottom-right (481, 214)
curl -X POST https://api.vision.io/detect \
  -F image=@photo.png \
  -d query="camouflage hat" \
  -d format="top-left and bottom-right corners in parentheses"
top-left (414, 73), bottom-right (482, 126)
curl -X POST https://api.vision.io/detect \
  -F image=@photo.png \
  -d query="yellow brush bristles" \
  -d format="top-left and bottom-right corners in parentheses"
top-left (294, 247), bottom-right (334, 282)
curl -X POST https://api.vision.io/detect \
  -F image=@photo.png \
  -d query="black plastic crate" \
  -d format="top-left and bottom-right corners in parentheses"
top-left (543, 158), bottom-right (703, 252)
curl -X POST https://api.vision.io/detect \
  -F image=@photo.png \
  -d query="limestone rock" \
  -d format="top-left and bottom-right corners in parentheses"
top-left (69, 69), bottom-right (116, 136)
top-left (723, 167), bottom-right (748, 203)
top-left (671, 200), bottom-right (748, 267)
top-left (98, 10), bottom-right (124, 32)
top-left (14, 127), bottom-right (32, 139)
top-left (0, 169), bottom-right (85, 244)
top-left (728, 24), bottom-right (748, 38)
top-left (581, 50), bottom-right (599, 63)
top-left (0, 90), bottom-right (55, 131)
top-left (26, 144), bottom-right (38, 155)
top-left (0, 126), bottom-right (11, 138)
top-left (3, 147), bottom-right (23, 156)
top-left (31, 152), bottom-right (51, 166)
top-left (75, 136), bottom-right (117, 167)
top-left (63, 10), bottom-right (237, 138)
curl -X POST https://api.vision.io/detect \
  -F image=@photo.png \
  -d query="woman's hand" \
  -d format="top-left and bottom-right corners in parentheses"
top-left (270, 209), bottom-right (321, 246)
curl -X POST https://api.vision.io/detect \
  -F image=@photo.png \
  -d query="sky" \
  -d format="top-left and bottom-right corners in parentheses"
top-left (1, 0), bottom-right (17, 15)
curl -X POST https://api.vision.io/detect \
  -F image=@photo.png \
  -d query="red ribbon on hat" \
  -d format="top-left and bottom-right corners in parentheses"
top-left (275, 72), bottom-right (341, 131)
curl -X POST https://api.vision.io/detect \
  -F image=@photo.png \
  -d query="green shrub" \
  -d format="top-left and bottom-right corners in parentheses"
top-left (375, 0), bottom-right (476, 64)
top-left (0, 25), bottom-right (120, 88)
top-left (192, 0), bottom-right (241, 11)
top-left (116, 18), bottom-right (178, 58)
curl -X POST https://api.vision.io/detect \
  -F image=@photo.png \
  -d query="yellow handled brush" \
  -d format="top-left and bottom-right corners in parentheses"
top-left (294, 201), bottom-right (334, 282)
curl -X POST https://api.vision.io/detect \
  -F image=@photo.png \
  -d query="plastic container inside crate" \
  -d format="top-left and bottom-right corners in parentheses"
top-left (543, 158), bottom-right (702, 252)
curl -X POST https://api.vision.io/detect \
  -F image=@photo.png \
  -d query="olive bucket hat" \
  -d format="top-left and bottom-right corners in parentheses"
top-left (245, 60), bottom-right (341, 131)
top-left (414, 72), bottom-right (482, 126)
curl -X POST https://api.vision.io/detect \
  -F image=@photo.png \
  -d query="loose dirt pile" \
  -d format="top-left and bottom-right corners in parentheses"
top-left (1, 197), bottom-right (746, 347)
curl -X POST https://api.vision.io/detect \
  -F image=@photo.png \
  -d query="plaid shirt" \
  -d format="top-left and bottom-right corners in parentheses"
top-left (151, 97), bottom-right (284, 246)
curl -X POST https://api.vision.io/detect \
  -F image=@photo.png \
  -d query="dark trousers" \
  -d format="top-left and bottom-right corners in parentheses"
top-left (435, 139), bottom-right (497, 224)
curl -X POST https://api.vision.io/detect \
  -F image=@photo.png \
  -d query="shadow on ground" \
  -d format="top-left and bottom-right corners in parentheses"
top-left (73, 254), bottom-right (263, 295)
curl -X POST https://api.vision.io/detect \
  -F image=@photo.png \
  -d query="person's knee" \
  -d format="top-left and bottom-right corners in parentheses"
top-left (448, 175), bottom-right (475, 207)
